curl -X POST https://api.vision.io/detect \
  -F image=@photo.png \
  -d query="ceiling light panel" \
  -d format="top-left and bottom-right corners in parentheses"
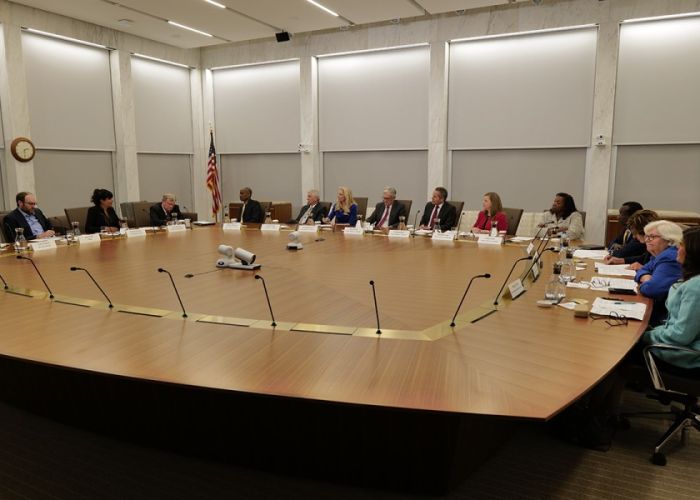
top-left (226, 0), bottom-right (345, 33)
top-left (320, 0), bottom-right (424, 25)
top-left (416, 0), bottom-right (527, 14)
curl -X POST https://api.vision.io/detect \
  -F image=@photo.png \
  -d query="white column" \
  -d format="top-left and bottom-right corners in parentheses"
top-left (299, 56), bottom-right (320, 202)
top-left (109, 49), bottom-right (140, 203)
top-left (0, 22), bottom-right (34, 207)
top-left (427, 42), bottom-right (449, 199)
top-left (190, 67), bottom-right (211, 220)
top-left (583, 22), bottom-right (620, 244)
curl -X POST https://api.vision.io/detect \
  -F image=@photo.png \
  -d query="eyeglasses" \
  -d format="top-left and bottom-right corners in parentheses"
top-left (590, 311), bottom-right (628, 327)
top-left (644, 234), bottom-right (662, 241)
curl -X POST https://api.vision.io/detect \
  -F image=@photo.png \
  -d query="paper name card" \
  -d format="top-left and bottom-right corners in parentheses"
top-left (125, 228), bottom-right (147, 238)
top-left (77, 233), bottom-right (101, 244)
top-left (343, 226), bottom-right (364, 235)
top-left (223, 222), bottom-right (241, 231)
top-left (477, 235), bottom-right (503, 245)
top-left (507, 279), bottom-right (525, 299)
top-left (166, 224), bottom-right (187, 233)
top-left (432, 231), bottom-right (456, 241)
top-left (260, 224), bottom-right (281, 231)
top-left (297, 225), bottom-right (319, 233)
top-left (388, 230), bottom-right (411, 239)
top-left (29, 239), bottom-right (57, 251)
top-left (526, 242), bottom-right (535, 255)
top-left (530, 259), bottom-right (540, 280)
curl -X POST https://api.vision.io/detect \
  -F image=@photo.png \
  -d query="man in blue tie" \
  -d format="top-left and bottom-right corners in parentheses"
top-left (3, 192), bottom-right (55, 241)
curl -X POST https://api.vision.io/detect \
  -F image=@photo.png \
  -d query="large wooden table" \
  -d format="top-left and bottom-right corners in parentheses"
top-left (0, 227), bottom-right (649, 492)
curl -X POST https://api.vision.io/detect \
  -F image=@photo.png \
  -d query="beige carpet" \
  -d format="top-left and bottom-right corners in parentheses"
top-left (0, 390), bottom-right (697, 500)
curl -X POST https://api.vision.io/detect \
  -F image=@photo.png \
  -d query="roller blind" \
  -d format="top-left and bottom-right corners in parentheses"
top-left (22, 32), bottom-right (115, 150)
top-left (132, 57), bottom-right (193, 153)
top-left (448, 27), bottom-right (597, 149)
top-left (137, 154), bottom-right (193, 209)
top-left (614, 17), bottom-right (700, 145)
top-left (319, 46), bottom-right (429, 151)
top-left (213, 61), bottom-right (300, 154)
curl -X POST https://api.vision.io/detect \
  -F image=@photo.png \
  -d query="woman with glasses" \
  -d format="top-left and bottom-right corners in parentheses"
top-left (634, 220), bottom-right (683, 326)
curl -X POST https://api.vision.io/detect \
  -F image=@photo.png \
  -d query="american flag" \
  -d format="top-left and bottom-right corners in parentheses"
top-left (206, 130), bottom-right (222, 220)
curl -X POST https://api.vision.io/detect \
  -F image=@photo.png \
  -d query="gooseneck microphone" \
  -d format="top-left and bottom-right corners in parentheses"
top-left (522, 247), bottom-right (557, 282)
top-left (450, 273), bottom-right (491, 327)
top-left (455, 211), bottom-right (465, 234)
top-left (0, 272), bottom-right (8, 289)
top-left (158, 268), bottom-right (187, 318)
top-left (412, 209), bottom-right (421, 235)
top-left (70, 267), bottom-right (113, 308)
top-left (369, 280), bottom-right (381, 334)
top-left (493, 256), bottom-right (533, 306)
top-left (255, 275), bottom-right (276, 327)
top-left (16, 255), bottom-right (54, 298)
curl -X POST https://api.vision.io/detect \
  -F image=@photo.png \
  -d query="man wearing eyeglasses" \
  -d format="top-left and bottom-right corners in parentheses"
top-left (3, 192), bottom-right (55, 241)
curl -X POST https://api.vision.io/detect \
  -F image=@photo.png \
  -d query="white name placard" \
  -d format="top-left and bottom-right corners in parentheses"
top-left (297, 225), bottom-right (319, 233)
top-left (526, 242), bottom-right (535, 255)
top-left (388, 230), bottom-right (411, 239)
top-left (530, 259), bottom-right (540, 280)
top-left (166, 224), bottom-right (187, 233)
top-left (507, 279), bottom-right (525, 300)
top-left (477, 235), bottom-right (503, 245)
top-left (125, 228), bottom-right (147, 238)
top-left (29, 239), bottom-right (57, 251)
top-left (223, 222), bottom-right (241, 231)
top-left (77, 233), bottom-right (101, 244)
top-left (343, 227), bottom-right (364, 235)
top-left (260, 224), bottom-right (281, 231)
top-left (432, 231), bottom-right (456, 241)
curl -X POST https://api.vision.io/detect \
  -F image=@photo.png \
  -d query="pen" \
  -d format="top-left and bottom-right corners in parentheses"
top-left (602, 297), bottom-right (629, 302)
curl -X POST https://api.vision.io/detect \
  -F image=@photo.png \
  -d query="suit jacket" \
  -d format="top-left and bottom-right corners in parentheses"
top-left (419, 202), bottom-right (457, 232)
top-left (3, 207), bottom-right (53, 241)
top-left (86, 206), bottom-right (120, 234)
top-left (292, 203), bottom-right (327, 224)
top-left (365, 202), bottom-right (407, 229)
top-left (150, 203), bottom-right (183, 226)
top-left (241, 199), bottom-right (264, 223)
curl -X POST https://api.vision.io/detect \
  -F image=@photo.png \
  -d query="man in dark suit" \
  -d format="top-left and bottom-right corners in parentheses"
top-left (291, 189), bottom-right (327, 225)
top-left (150, 193), bottom-right (183, 226)
top-left (365, 186), bottom-right (407, 231)
top-left (419, 187), bottom-right (457, 232)
top-left (239, 187), bottom-right (264, 223)
top-left (4, 192), bottom-right (54, 241)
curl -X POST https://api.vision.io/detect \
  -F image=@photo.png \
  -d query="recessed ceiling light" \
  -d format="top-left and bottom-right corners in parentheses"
top-left (204, 0), bottom-right (226, 8)
top-left (167, 20), bottom-right (213, 37)
top-left (306, 0), bottom-right (339, 17)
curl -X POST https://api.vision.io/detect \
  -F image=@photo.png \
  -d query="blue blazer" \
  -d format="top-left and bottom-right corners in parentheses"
top-left (635, 246), bottom-right (682, 325)
top-left (328, 203), bottom-right (357, 226)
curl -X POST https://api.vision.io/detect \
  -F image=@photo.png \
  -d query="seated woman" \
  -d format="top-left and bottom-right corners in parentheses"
top-left (85, 188), bottom-right (120, 234)
top-left (604, 210), bottom-right (659, 269)
top-left (540, 192), bottom-right (584, 240)
top-left (324, 186), bottom-right (357, 226)
top-left (471, 192), bottom-right (508, 234)
top-left (607, 201), bottom-right (645, 258)
top-left (643, 226), bottom-right (700, 371)
top-left (634, 220), bottom-right (683, 326)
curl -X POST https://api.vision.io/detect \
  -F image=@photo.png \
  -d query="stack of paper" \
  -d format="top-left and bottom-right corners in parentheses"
top-left (590, 297), bottom-right (646, 321)
top-left (573, 249), bottom-right (609, 260)
top-left (594, 263), bottom-right (636, 277)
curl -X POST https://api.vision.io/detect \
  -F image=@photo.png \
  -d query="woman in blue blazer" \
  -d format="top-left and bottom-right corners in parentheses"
top-left (324, 186), bottom-right (358, 226)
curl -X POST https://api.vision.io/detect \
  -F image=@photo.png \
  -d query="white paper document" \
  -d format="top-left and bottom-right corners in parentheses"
top-left (509, 236), bottom-right (534, 242)
top-left (594, 263), bottom-right (636, 277)
top-left (590, 297), bottom-right (647, 321)
top-left (573, 249), bottom-right (609, 260)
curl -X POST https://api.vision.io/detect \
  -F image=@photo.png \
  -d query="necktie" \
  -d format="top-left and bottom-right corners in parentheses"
top-left (299, 205), bottom-right (313, 224)
top-left (240, 203), bottom-right (246, 221)
top-left (377, 205), bottom-right (390, 228)
top-left (429, 205), bottom-right (439, 229)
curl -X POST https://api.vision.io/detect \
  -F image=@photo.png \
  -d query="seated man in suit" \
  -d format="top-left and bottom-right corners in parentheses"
top-left (365, 186), bottom-right (407, 232)
top-left (291, 189), bottom-right (326, 225)
top-left (419, 187), bottom-right (457, 232)
top-left (150, 193), bottom-right (183, 226)
top-left (239, 187), bottom-right (264, 223)
top-left (4, 192), bottom-right (55, 241)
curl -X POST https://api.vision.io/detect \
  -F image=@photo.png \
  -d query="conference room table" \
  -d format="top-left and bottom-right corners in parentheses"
top-left (0, 225), bottom-right (650, 492)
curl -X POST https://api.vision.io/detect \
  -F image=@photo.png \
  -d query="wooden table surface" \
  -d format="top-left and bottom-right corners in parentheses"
top-left (0, 227), bottom-right (650, 420)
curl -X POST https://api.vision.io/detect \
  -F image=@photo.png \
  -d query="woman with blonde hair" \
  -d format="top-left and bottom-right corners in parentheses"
top-left (324, 186), bottom-right (358, 226)
top-left (471, 191), bottom-right (508, 234)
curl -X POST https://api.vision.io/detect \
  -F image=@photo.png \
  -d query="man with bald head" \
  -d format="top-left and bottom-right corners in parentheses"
top-left (4, 192), bottom-right (55, 241)
top-left (239, 187), bottom-right (264, 223)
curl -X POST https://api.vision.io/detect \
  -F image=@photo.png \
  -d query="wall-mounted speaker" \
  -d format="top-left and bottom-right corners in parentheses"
top-left (275, 31), bottom-right (291, 43)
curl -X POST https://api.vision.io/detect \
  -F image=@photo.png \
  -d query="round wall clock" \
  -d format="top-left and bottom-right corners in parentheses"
top-left (10, 137), bottom-right (36, 162)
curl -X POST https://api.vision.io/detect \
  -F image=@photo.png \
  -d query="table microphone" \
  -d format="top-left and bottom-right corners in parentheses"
top-left (70, 266), bottom-right (113, 308)
top-left (255, 275), bottom-right (276, 327)
top-left (158, 268), bottom-right (187, 318)
top-left (493, 256), bottom-right (533, 306)
top-left (369, 280), bottom-right (381, 334)
top-left (449, 273), bottom-right (491, 327)
top-left (412, 209), bottom-right (421, 235)
top-left (455, 211), bottom-right (466, 234)
top-left (16, 255), bottom-right (54, 299)
top-left (522, 247), bottom-right (557, 283)
top-left (0, 272), bottom-right (8, 289)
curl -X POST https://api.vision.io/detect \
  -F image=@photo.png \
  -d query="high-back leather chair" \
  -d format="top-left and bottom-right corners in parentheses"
top-left (64, 207), bottom-right (91, 234)
top-left (396, 199), bottom-right (413, 222)
top-left (353, 197), bottom-right (368, 220)
top-left (448, 201), bottom-right (464, 230)
top-left (503, 207), bottom-right (524, 236)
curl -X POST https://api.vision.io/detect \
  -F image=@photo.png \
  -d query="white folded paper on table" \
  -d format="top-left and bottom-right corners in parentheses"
top-left (594, 263), bottom-right (636, 277)
top-left (509, 236), bottom-right (534, 242)
top-left (590, 277), bottom-right (638, 292)
top-left (573, 249), bottom-right (609, 260)
top-left (590, 297), bottom-right (646, 321)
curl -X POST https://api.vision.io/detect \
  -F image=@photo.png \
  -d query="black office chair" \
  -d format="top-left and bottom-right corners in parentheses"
top-left (642, 344), bottom-right (700, 466)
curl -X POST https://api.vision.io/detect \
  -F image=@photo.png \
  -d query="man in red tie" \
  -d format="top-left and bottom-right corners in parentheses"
top-left (365, 187), bottom-right (407, 233)
top-left (419, 187), bottom-right (457, 232)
